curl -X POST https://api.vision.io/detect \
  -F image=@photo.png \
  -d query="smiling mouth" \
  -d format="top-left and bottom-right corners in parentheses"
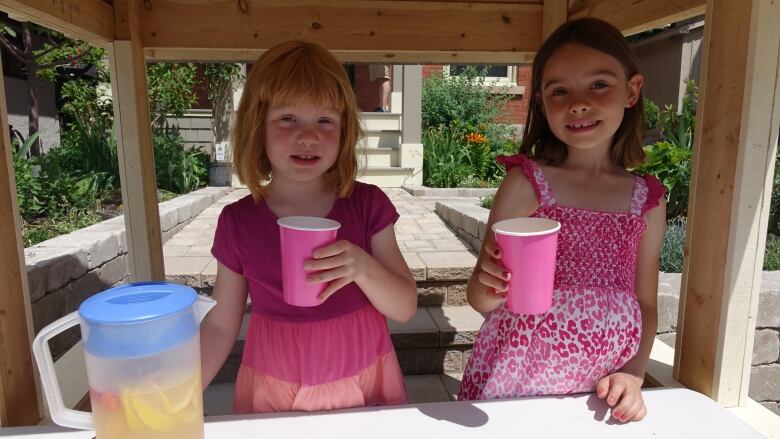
top-left (566, 120), bottom-right (600, 131)
top-left (291, 154), bottom-right (321, 165)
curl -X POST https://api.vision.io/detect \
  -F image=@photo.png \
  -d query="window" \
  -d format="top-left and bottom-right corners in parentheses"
top-left (446, 64), bottom-right (517, 85)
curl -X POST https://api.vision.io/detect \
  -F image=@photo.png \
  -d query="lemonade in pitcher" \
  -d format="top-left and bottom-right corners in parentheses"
top-left (91, 372), bottom-right (204, 439)
top-left (32, 283), bottom-right (215, 439)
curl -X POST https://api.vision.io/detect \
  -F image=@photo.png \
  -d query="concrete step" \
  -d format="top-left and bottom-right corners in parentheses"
top-left (390, 306), bottom-right (484, 375)
top-left (178, 250), bottom-right (477, 304)
top-left (359, 130), bottom-right (402, 149)
top-left (213, 305), bottom-right (484, 383)
top-left (356, 167), bottom-right (416, 187)
top-left (360, 112), bottom-right (402, 131)
top-left (358, 147), bottom-right (399, 168)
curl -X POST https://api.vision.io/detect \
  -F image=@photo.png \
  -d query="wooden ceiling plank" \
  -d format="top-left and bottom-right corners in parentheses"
top-left (144, 47), bottom-right (536, 63)
top-left (0, 0), bottom-right (114, 45)
top-left (140, 1), bottom-right (542, 55)
top-left (569, 0), bottom-right (705, 35)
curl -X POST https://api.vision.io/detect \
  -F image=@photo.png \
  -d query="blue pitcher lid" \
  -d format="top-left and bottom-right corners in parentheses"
top-left (80, 282), bottom-right (196, 324)
top-left (79, 282), bottom-right (199, 358)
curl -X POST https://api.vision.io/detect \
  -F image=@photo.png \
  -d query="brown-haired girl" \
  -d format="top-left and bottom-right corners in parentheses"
top-left (458, 18), bottom-right (666, 423)
top-left (200, 40), bottom-right (416, 414)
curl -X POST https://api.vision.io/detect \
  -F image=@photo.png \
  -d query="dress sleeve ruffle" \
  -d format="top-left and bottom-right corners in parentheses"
top-left (641, 174), bottom-right (667, 215)
top-left (497, 154), bottom-right (542, 199)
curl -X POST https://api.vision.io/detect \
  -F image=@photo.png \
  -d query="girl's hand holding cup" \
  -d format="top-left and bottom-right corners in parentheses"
top-left (479, 240), bottom-right (510, 297)
top-left (305, 240), bottom-right (370, 302)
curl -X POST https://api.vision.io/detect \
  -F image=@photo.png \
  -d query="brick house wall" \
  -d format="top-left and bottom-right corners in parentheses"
top-left (349, 63), bottom-right (532, 125)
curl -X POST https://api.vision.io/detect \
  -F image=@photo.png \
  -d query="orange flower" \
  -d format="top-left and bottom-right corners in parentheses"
top-left (465, 132), bottom-right (487, 144)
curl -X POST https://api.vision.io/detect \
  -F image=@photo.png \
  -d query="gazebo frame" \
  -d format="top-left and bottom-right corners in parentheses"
top-left (0, 0), bottom-right (777, 430)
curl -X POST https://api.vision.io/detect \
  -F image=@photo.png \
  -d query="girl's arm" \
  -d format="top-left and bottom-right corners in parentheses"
top-left (306, 225), bottom-right (417, 323)
top-left (597, 198), bottom-right (666, 421)
top-left (200, 262), bottom-right (248, 389)
top-left (466, 166), bottom-right (538, 313)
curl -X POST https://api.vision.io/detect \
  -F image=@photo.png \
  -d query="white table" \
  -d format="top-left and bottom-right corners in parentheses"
top-left (0, 388), bottom-right (765, 438)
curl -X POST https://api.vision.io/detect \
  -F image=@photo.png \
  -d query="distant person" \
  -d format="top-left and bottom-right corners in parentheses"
top-left (369, 64), bottom-right (391, 112)
top-left (458, 18), bottom-right (666, 424)
top-left (200, 41), bottom-right (416, 414)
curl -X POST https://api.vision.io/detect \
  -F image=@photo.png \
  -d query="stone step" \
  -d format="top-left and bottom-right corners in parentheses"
top-left (360, 112), bottom-right (402, 131)
top-left (357, 147), bottom-right (400, 167)
top-left (356, 166), bottom-right (416, 187)
top-left (359, 130), bottom-right (402, 149)
top-left (176, 250), bottom-right (476, 307)
top-left (213, 305), bottom-right (484, 383)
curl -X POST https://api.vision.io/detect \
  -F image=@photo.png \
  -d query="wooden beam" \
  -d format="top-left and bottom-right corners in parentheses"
top-left (144, 48), bottom-right (536, 64)
top-left (675, 0), bottom-right (780, 406)
top-left (0, 0), bottom-right (114, 45)
top-left (0, 41), bottom-right (40, 426)
top-left (139, 1), bottom-right (542, 59)
top-left (108, 0), bottom-right (165, 282)
top-left (543, 0), bottom-right (567, 39)
top-left (569, 0), bottom-right (706, 36)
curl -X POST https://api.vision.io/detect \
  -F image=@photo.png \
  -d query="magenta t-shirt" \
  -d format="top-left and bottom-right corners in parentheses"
top-left (211, 182), bottom-right (399, 322)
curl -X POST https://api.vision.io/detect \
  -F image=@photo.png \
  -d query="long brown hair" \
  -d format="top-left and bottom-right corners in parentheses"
top-left (520, 18), bottom-right (646, 168)
top-left (232, 40), bottom-right (363, 201)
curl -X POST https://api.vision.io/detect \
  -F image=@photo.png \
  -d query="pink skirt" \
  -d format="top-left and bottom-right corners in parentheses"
top-left (233, 304), bottom-right (407, 413)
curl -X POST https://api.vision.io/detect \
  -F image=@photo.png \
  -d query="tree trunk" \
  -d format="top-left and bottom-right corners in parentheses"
top-left (22, 22), bottom-right (41, 156)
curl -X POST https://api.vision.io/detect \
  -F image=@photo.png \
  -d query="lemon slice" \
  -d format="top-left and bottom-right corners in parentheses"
top-left (166, 375), bottom-right (198, 414)
top-left (131, 396), bottom-right (177, 431)
top-left (119, 389), bottom-right (145, 432)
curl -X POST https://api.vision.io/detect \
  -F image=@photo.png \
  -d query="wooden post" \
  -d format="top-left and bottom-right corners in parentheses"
top-left (675, 0), bottom-right (780, 406)
top-left (543, 0), bottom-right (568, 39)
top-left (108, 0), bottom-right (165, 282)
top-left (0, 45), bottom-right (41, 426)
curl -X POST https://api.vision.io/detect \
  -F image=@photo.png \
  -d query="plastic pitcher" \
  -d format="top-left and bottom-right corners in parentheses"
top-left (32, 282), bottom-right (216, 439)
top-left (278, 216), bottom-right (341, 307)
top-left (492, 217), bottom-right (561, 314)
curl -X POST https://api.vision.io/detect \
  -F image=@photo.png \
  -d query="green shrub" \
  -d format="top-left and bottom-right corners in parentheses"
top-left (763, 234), bottom-right (780, 271)
top-left (154, 132), bottom-right (210, 194)
top-left (480, 195), bottom-right (494, 209)
top-left (422, 127), bottom-right (471, 187)
top-left (421, 66), bottom-right (520, 187)
top-left (636, 80), bottom-right (698, 219)
top-left (147, 63), bottom-right (198, 128)
top-left (768, 153), bottom-right (780, 236)
top-left (644, 97), bottom-right (659, 129)
top-left (660, 217), bottom-right (687, 272)
top-left (422, 66), bottom-right (510, 132)
top-left (58, 78), bottom-right (119, 194)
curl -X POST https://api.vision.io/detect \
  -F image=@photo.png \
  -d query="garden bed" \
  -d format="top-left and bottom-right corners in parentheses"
top-left (26, 186), bottom-right (232, 361)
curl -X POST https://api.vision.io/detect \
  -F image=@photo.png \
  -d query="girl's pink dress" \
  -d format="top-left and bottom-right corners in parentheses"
top-left (212, 182), bottom-right (407, 413)
top-left (458, 154), bottom-right (665, 400)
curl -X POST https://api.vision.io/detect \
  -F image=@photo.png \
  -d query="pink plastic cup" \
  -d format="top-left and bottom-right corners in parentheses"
top-left (278, 216), bottom-right (341, 307)
top-left (492, 217), bottom-right (561, 315)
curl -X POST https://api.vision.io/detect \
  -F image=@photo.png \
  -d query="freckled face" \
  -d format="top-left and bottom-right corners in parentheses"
top-left (264, 102), bottom-right (342, 184)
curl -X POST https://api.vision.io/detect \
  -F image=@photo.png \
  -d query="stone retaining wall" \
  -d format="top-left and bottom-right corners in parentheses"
top-left (402, 185), bottom-right (497, 198)
top-left (26, 186), bottom-right (231, 360)
top-left (435, 200), bottom-right (780, 415)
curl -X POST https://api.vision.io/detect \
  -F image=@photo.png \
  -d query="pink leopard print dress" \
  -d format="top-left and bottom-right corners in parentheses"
top-left (458, 154), bottom-right (665, 400)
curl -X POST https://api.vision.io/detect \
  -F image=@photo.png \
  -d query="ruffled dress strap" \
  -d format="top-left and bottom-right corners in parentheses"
top-left (629, 174), bottom-right (667, 216)
top-left (497, 154), bottom-right (557, 207)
